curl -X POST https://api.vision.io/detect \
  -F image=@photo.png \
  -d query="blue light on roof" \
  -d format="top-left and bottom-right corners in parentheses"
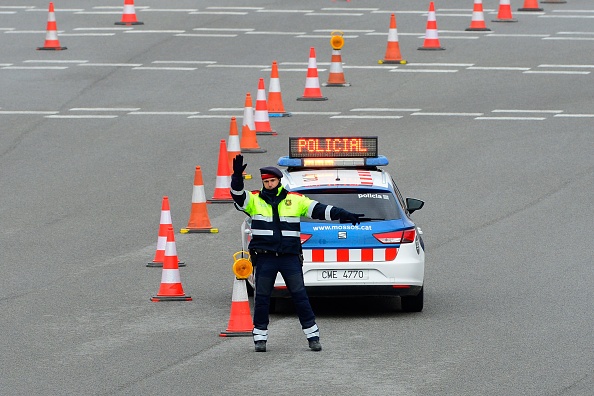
top-left (277, 155), bottom-right (389, 167)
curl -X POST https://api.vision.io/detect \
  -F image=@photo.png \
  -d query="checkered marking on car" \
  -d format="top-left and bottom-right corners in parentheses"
top-left (303, 248), bottom-right (398, 262)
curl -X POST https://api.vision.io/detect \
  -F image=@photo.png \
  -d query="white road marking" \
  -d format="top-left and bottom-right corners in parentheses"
top-left (475, 117), bottom-right (546, 120)
top-left (523, 70), bottom-right (590, 75)
top-left (245, 31), bottom-right (307, 35)
top-left (538, 64), bottom-right (594, 68)
top-left (79, 63), bottom-right (142, 67)
top-left (2, 66), bottom-right (68, 70)
top-left (45, 115), bottom-right (118, 119)
top-left (0, 111), bottom-right (59, 115)
top-left (467, 67), bottom-right (531, 71)
top-left (412, 112), bottom-right (484, 116)
top-left (492, 110), bottom-right (563, 113)
top-left (24, 60), bottom-right (87, 63)
top-left (256, 10), bottom-right (314, 13)
top-left (331, 115), bottom-right (403, 119)
top-left (351, 108), bottom-right (422, 112)
top-left (70, 108), bottom-right (140, 112)
top-left (128, 112), bottom-right (200, 115)
top-left (132, 67), bottom-right (197, 71)
top-left (189, 11), bottom-right (248, 15)
top-left (124, 30), bottom-right (185, 34)
top-left (176, 34), bottom-right (237, 37)
top-left (291, 112), bottom-right (342, 115)
top-left (152, 61), bottom-right (216, 64)
top-left (554, 114), bottom-right (594, 118)
top-left (390, 69), bottom-right (458, 73)
top-left (305, 13), bottom-right (364, 16)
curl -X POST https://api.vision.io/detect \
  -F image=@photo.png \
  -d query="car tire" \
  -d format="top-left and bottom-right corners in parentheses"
top-left (401, 287), bottom-right (423, 312)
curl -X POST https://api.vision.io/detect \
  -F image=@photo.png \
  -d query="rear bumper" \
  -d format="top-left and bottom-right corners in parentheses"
top-left (272, 284), bottom-right (422, 298)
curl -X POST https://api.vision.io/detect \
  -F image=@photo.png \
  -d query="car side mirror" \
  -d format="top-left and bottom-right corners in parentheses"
top-left (406, 198), bottom-right (424, 214)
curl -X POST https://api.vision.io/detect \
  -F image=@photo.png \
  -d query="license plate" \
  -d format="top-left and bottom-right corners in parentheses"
top-left (317, 269), bottom-right (369, 280)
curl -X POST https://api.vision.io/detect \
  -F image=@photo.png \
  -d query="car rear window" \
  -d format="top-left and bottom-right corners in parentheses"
top-left (297, 189), bottom-right (401, 222)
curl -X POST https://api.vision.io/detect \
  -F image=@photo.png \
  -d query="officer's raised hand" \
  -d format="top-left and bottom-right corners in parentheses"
top-left (232, 154), bottom-right (247, 177)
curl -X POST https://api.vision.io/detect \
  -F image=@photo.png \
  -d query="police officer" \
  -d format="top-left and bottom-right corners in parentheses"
top-left (230, 154), bottom-right (363, 352)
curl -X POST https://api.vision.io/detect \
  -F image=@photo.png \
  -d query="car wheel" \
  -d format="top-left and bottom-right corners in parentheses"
top-left (401, 287), bottom-right (423, 312)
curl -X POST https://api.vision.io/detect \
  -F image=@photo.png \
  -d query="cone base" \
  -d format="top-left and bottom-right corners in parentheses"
top-left (256, 131), bottom-right (278, 136)
top-left (297, 97), bottom-right (328, 101)
top-left (180, 228), bottom-right (219, 234)
top-left (465, 27), bottom-right (491, 31)
top-left (147, 261), bottom-right (186, 268)
top-left (151, 295), bottom-right (192, 302)
top-left (37, 46), bottom-right (67, 51)
top-left (219, 331), bottom-right (253, 337)
top-left (115, 21), bottom-right (144, 25)
top-left (418, 47), bottom-right (445, 51)
top-left (323, 82), bottom-right (351, 87)
top-left (492, 18), bottom-right (518, 22)
top-left (268, 112), bottom-right (292, 118)
top-left (518, 8), bottom-right (543, 11)
top-left (241, 148), bottom-right (267, 153)
top-left (379, 59), bottom-right (407, 65)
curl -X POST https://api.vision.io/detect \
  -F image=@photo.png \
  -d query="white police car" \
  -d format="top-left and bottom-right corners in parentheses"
top-left (242, 136), bottom-right (425, 312)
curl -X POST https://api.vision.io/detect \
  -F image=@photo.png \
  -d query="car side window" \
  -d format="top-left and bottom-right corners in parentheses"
top-left (391, 178), bottom-right (408, 214)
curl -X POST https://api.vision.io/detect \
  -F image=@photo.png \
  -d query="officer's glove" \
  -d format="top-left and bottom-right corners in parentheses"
top-left (231, 154), bottom-right (247, 191)
top-left (232, 154), bottom-right (247, 177)
top-left (346, 212), bottom-right (364, 226)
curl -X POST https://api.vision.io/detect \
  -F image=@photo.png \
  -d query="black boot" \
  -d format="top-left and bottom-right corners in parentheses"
top-left (308, 338), bottom-right (322, 351)
top-left (254, 340), bottom-right (267, 352)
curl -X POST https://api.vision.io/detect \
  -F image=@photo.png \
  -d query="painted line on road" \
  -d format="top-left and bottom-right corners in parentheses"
top-left (0, 111), bottom-right (59, 115)
top-left (188, 115), bottom-right (241, 118)
top-left (128, 112), bottom-right (200, 115)
top-left (475, 117), bottom-right (546, 120)
top-left (291, 112), bottom-right (342, 115)
top-left (152, 61), bottom-right (216, 64)
top-left (523, 70), bottom-right (590, 75)
top-left (256, 10), bottom-right (314, 13)
top-left (73, 27), bottom-right (132, 31)
top-left (206, 64), bottom-right (276, 69)
top-left (189, 11), bottom-right (248, 15)
top-left (124, 30), bottom-right (185, 34)
top-left (467, 66), bottom-right (531, 71)
top-left (390, 69), bottom-right (458, 73)
top-left (305, 13), bottom-right (365, 16)
top-left (176, 33), bottom-right (238, 37)
top-left (297, 35), bottom-right (359, 39)
top-left (538, 64), bottom-right (594, 68)
top-left (412, 112), bottom-right (484, 116)
top-left (45, 115), bottom-right (118, 119)
top-left (540, 15), bottom-right (594, 19)
top-left (209, 108), bottom-right (243, 112)
top-left (331, 115), bottom-right (403, 119)
top-left (554, 114), bottom-right (594, 118)
top-left (486, 34), bottom-right (550, 37)
top-left (542, 37), bottom-right (594, 41)
top-left (24, 60), bottom-right (88, 63)
top-left (140, 9), bottom-right (198, 12)
top-left (492, 109), bottom-right (563, 114)
top-left (206, 7), bottom-right (264, 10)
top-left (321, 8), bottom-right (379, 11)
top-left (61, 33), bottom-right (116, 36)
top-left (132, 67), bottom-right (197, 71)
top-left (314, 29), bottom-right (375, 33)
top-left (70, 108), bottom-right (140, 112)
top-left (79, 63), bottom-right (142, 67)
top-left (2, 66), bottom-right (68, 70)
top-left (407, 63), bottom-right (474, 67)
top-left (245, 31), bottom-right (307, 35)
top-left (193, 28), bottom-right (254, 32)
top-left (351, 108), bottom-right (422, 112)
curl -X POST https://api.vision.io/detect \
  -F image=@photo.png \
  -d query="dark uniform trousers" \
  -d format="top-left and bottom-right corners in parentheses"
top-left (252, 251), bottom-right (316, 331)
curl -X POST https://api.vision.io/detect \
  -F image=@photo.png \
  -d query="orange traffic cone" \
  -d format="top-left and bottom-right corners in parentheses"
top-left (493, 0), bottom-right (518, 22)
top-left (180, 166), bottom-right (218, 234)
top-left (151, 226), bottom-right (192, 302)
top-left (518, 0), bottom-right (543, 11)
top-left (254, 78), bottom-right (277, 136)
top-left (37, 2), bottom-right (67, 51)
top-left (466, 0), bottom-right (491, 31)
top-left (324, 49), bottom-right (351, 87)
top-left (148, 196), bottom-right (185, 267)
top-left (219, 277), bottom-right (253, 337)
top-left (418, 2), bottom-right (445, 50)
top-left (297, 47), bottom-right (328, 101)
top-left (240, 94), bottom-right (266, 153)
top-left (268, 61), bottom-right (291, 117)
top-left (208, 139), bottom-right (233, 203)
top-left (242, 92), bottom-right (257, 139)
top-left (379, 13), bottom-right (406, 64)
top-left (115, 0), bottom-right (144, 26)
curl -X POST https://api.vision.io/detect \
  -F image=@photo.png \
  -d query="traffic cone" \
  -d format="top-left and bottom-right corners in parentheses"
top-left (115, 0), bottom-right (144, 25)
top-left (219, 277), bottom-right (253, 337)
top-left (267, 61), bottom-right (291, 117)
top-left (254, 78), bottom-right (277, 136)
top-left (240, 94), bottom-right (266, 153)
top-left (148, 196), bottom-right (185, 267)
top-left (418, 2), bottom-right (445, 50)
top-left (242, 92), bottom-right (257, 139)
top-left (226, 117), bottom-right (251, 179)
top-left (297, 47), bottom-right (328, 101)
top-left (493, 0), bottom-right (518, 22)
top-left (208, 139), bottom-right (233, 203)
top-left (324, 49), bottom-right (351, 87)
top-left (180, 166), bottom-right (218, 234)
top-left (37, 2), bottom-right (67, 51)
top-left (466, 0), bottom-right (491, 31)
top-left (379, 13), bottom-right (406, 64)
top-left (150, 226), bottom-right (192, 302)
top-left (518, 0), bottom-right (543, 11)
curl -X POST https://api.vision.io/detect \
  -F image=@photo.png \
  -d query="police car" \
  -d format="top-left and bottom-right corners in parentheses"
top-left (241, 136), bottom-right (425, 312)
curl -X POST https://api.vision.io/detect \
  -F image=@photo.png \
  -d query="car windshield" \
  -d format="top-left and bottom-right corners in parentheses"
top-left (297, 189), bottom-right (401, 222)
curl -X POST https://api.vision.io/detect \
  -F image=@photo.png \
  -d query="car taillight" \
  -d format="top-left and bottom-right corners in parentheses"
top-left (373, 228), bottom-right (416, 244)
top-left (300, 233), bottom-right (312, 244)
